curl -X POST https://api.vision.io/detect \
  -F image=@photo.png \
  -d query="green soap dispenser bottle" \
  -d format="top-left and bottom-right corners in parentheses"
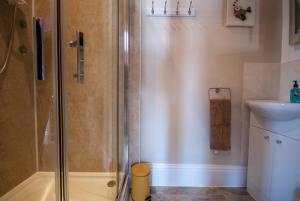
top-left (290, 80), bottom-right (300, 103)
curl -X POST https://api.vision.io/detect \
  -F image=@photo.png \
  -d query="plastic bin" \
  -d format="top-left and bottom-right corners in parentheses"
top-left (131, 163), bottom-right (151, 201)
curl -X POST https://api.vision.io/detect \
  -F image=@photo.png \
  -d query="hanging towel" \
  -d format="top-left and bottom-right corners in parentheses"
top-left (210, 99), bottom-right (231, 151)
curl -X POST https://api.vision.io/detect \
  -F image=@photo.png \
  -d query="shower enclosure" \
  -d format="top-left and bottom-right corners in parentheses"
top-left (0, 0), bottom-right (129, 200)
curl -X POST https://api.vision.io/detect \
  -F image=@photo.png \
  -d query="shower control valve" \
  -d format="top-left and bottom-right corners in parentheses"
top-left (69, 40), bottom-right (78, 48)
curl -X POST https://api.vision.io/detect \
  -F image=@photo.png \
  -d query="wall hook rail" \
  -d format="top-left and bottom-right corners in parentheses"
top-left (146, 0), bottom-right (195, 17)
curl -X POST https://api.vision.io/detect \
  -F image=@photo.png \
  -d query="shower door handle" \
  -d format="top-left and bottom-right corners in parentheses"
top-left (69, 31), bottom-right (84, 84)
top-left (34, 17), bottom-right (45, 80)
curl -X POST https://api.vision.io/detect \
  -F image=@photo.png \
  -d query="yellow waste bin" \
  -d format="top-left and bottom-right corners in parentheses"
top-left (131, 163), bottom-right (151, 201)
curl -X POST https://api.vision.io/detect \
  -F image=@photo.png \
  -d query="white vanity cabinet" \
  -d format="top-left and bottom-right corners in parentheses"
top-left (247, 126), bottom-right (273, 201)
top-left (270, 133), bottom-right (300, 201)
top-left (247, 115), bottom-right (300, 201)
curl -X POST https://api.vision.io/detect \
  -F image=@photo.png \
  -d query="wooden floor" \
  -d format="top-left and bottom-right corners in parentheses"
top-left (132, 187), bottom-right (255, 201)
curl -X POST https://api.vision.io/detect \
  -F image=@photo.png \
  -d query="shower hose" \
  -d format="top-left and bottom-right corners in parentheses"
top-left (0, 3), bottom-right (18, 74)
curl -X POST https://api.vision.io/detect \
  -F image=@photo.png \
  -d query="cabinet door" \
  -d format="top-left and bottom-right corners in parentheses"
top-left (270, 135), bottom-right (300, 201)
top-left (247, 126), bottom-right (273, 201)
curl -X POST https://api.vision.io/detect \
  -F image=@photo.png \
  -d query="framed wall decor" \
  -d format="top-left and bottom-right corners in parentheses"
top-left (225, 0), bottom-right (255, 27)
top-left (290, 0), bottom-right (300, 44)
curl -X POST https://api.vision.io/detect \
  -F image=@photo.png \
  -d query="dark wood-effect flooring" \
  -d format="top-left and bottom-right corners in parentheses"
top-left (131, 187), bottom-right (255, 201)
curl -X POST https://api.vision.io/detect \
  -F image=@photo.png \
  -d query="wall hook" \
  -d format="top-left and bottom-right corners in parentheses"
top-left (176, 0), bottom-right (180, 15)
top-left (164, 0), bottom-right (167, 15)
top-left (151, 1), bottom-right (154, 15)
top-left (188, 0), bottom-right (193, 15)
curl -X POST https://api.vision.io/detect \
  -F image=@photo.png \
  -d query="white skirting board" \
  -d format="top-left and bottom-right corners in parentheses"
top-left (151, 164), bottom-right (247, 187)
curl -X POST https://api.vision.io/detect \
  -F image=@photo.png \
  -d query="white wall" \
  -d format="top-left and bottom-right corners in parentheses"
top-left (241, 62), bottom-right (281, 166)
top-left (280, 0), bottom-right (300, 101)
top-left (280, 60), bottom-right (300, 101)
top-left (239, 0), bottom-right (300, 168)
top-left (281, 0), bottom-right (300, 63)
top-left (140, 0), bottom-right (282, 167)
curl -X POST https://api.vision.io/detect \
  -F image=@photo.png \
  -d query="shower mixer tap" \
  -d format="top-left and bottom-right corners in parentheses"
top-left (69, 40), bottom-right (78, 48)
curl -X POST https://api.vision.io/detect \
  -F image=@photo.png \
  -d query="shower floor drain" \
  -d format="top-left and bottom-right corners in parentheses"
top-left (107, 180), bottom-right (116, 187)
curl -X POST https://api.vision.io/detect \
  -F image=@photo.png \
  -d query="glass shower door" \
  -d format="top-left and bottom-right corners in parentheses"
top-left (60, 0), bottom-right (119, 200)
top-left (0, 0), bottom-right (60, 200)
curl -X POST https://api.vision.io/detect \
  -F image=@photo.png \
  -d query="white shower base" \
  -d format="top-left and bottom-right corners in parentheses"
top-left (0, 172), bottom-right (117, 201)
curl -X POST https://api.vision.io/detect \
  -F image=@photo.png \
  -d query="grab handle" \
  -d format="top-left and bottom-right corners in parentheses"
top-left (34, 17), bottom-right (44, 80)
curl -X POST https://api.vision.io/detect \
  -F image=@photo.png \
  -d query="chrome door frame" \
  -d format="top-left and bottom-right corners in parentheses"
top-left (55, 0), bottom-right (68, 200)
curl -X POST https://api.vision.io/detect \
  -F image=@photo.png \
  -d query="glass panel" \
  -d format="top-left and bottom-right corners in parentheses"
top-left (34, 0), bottom-right (60, 201)
top-left (0, 0), bottom-right (59, 200)
top-left (61, 0), bottom-right (119, 200)
top-left (118, 0), bottom-right (129, 192)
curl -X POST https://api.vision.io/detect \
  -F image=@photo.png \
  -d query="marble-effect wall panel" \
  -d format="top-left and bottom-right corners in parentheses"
top-left (0, 1), bottom-right (36, 196)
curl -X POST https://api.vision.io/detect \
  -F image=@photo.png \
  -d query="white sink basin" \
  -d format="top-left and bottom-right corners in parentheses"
top-left (247, 100), bottom-right (300, 121)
